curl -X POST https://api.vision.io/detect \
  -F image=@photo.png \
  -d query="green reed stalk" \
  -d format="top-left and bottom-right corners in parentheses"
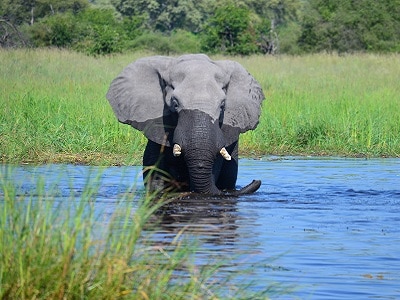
top-left (0, 169), bottom-right (279, 299)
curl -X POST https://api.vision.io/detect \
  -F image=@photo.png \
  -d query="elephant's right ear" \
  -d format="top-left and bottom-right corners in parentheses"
top-left (106, 56), bottom-right (174, 146)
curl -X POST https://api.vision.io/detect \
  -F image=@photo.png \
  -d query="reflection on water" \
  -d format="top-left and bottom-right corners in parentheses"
top-left (153, 196), bottom-right (240, 247)
top-left (1, 157), bottom-right (400, 299)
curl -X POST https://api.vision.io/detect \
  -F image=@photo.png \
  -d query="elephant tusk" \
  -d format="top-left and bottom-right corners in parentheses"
top-left (173, 144), bottom-right (182, 157)
top-left (220, 147), bottom-right (231, 161)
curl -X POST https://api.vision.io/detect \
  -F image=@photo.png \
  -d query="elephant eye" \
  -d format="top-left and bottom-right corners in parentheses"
top-left (220, 100), bottom-right (226, 111)
top-left (222, 83), bottom-right (229, 94)
top-left (219, 100), bottom-right (225, 127)
top-left (171, 98), bottom-right (179, 112)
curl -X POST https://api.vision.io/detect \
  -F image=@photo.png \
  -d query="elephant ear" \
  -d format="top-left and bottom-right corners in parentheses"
top-left (106, 56), bottom-right (176, 146)
top-left (216, 61), bottom-right (265, 145)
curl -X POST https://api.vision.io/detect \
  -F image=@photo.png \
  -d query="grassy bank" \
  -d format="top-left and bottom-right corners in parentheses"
top-left (243, 55), bottom-right (400, 157)
top-left (238, 54), bottom-right (400, 157)
top-left (0, 49), bottom-right (146, 165)
top-left (0, 171), bottom-right (278, 299)
top-left (1, 49), bottom-right (399, 164)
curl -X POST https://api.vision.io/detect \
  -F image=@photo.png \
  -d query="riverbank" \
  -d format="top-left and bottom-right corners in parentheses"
top-left (1, 49), bottom-right (399, 165)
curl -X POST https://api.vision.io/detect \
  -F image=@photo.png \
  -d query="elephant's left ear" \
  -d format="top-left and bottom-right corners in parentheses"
top-left (217, 61), bottom-right (265, 140)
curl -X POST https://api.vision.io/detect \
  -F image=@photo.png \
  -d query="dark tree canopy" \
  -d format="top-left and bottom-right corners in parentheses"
top-left (298, 0), bottom-right (400, 53)
top-left (1, 0), bottom-right (399, 54)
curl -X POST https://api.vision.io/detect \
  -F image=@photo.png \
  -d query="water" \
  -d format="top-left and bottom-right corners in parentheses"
top-left (1, 157), bottom-right (399, 299)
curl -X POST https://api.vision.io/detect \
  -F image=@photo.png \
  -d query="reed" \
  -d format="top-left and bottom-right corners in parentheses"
top-left (1, 49), bottom-right (399, 164)
top-left (0, 169), bottom-right (278, 299)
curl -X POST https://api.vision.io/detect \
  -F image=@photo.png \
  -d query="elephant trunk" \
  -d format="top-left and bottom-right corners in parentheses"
top-left (188, 160), bottom-right (221, 194)
top-left (173, 109), bottom-right (225, 194)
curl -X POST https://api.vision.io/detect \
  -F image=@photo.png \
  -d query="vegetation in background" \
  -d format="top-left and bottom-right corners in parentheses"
top-left (1, 0), bottom-right (399, 55)
top-left (238, 54), bottom-right (400, 157)
top-left (0, 49), bottom-right (148, 165)
top-left (1, 49), bottom-right (399, 165)
top-left (201, 3), bottom-right (258, 55)
top-left (298, 0), bottom-right (400, 53)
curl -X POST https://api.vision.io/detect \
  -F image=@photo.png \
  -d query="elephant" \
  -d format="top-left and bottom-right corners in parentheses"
top-left (106, 54), bottom-right (265, 195)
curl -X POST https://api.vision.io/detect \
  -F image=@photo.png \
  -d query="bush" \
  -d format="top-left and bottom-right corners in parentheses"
top-left (82, 25), bottom-right (125, 56)
top-left (128, 30), bottom-right (200, 54)
top-left (128, 32), bottom-right (173, 54)
top-left (28, 13), bottom-right (77, 48)
top-left (169, 30), bottom-right (201, 53)
top-left (276, 22), bottom-right (302, 55)
top-left (73, 8), bottom-right (126, 55)
top-left (26, 7), bottom-right (131, 55)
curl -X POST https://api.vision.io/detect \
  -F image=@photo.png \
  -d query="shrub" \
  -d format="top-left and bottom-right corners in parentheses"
top-left (128, 30), bottom-right (200, 54)
top-left (83, 25), bottom-right (125, 56)
top-left (169, 29), bottom-right (201, 53)
top-left (28, 13), bottom-right (77, 48)
top-left (26, 7), bottom-right (130, 55)
top-left (73, 8), bottom-right (127, 55)
top-left (128, 31), bottom-right (173, 54)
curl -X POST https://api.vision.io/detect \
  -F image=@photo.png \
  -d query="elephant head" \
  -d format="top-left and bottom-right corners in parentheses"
top-left (107, 54), bottom-right (264, 194)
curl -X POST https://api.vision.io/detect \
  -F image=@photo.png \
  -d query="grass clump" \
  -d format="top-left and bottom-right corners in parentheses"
top-left (0, 168), bottom-right (277, 299)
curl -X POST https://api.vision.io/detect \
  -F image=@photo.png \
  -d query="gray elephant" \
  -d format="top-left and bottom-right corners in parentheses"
top-left (106, 54), bottom-right (265, 195)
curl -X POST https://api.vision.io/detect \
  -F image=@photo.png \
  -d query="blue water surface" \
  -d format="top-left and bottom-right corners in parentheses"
top-left (1, 157), bottom-right (399, 299)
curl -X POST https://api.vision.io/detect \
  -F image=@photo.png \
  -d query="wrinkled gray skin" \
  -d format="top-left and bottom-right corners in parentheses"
top-left (107, 54), bottom-right (265, 195)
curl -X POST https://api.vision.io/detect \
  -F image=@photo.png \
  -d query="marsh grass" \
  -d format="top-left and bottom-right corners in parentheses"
top-left (0, 169), bottom-right (279, 299)
top-left (0, 49), bottom-right (147, 165)
top-left (1, 49), bottom-right (399, 163)
top-left (238, 54), bottom-right (400, 157)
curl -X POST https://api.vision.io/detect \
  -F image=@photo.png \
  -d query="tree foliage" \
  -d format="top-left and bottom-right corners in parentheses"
top-left (26, 7), bottom-right (130, 54)
top-left (1, 0), bottom-right (399, 55)
top-left (298, 0), bottom-right (400, 53)
top-left (0, 0), bottom-right (88, 25)
top-left (110, 0), bottom-right (211, 32)
top-left (201, 3), bottom-right (258, 54)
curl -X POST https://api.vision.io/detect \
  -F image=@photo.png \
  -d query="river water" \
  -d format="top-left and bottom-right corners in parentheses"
top-left (1, 157), bottom-right (399, 299)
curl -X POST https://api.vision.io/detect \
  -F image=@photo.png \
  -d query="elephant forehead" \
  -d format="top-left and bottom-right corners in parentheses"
top-left (171, 60), bottom-right (228, 84)
top-left (169, 60), bottom-right (227, 119)
top-left (173, 82), bottom-right (225, 119)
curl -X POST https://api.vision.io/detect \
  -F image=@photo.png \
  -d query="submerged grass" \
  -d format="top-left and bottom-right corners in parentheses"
top-left (1, 49), bottom-right (399, 163)
top-left (0, 169), bottom-right (280, 299)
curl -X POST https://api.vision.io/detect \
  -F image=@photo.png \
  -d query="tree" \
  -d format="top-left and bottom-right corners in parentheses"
top-left (0, 18), bottom-right (28, 47)
top-left (1, 0), bottom-right (88, 48)
top-left (110, 0), bottom-right (211, 32)
top-left (201, 3), bottom-right (258, 55)
top-left (247, 0), bottom-right (302, 27)
top-left (0, 0), bottom-right (88, 26)
top-left (298, 0), bottom-right (400, 53)
top-left (27, 7), bottom-right (128, 54)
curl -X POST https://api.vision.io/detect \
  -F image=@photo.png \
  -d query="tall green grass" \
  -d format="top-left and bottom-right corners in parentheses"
top-left (0, 169), bottom-right (279, 299)
top-left (0, 49), bottom-right (146, 165)
top-left (1, 49), bottom-right (399, 164)
top-left (238, 54), bottom-right (400, 157)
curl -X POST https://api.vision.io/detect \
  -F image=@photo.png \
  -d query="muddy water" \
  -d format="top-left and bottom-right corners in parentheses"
top-left (1, 157), bottom-right (400, 299)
